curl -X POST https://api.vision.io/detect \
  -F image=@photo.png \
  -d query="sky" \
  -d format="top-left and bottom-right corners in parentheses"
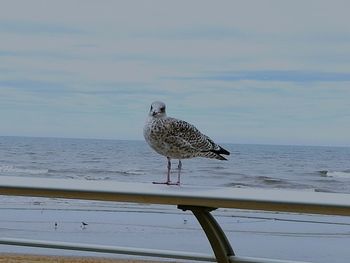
top-left (0, 0), bottom-right (350, 146)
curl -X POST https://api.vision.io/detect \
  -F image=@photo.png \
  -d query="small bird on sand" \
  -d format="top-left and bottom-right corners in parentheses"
top-left (143, 101), bottom-right (230, 185)
top-left (81, 222), bottom-right (88, 229)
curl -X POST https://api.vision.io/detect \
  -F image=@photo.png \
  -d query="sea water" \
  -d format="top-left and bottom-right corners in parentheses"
top-left (1, 136), bottom-right (350, 193)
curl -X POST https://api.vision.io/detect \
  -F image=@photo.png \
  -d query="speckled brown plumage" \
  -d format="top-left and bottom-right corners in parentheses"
top-left (143, 101), bottom-right (230, 185)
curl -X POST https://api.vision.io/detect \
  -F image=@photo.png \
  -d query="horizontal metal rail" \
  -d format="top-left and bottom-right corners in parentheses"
top-left (0, 176), bottom-right (349, 216)
top-left (0, 238), bottom-right (307, 263)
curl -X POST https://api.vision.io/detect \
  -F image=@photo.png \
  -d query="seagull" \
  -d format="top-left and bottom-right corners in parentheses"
top-left (81, 222), bottom-right (88, 229)
top-left (143, 101), bottom-right (230, 185)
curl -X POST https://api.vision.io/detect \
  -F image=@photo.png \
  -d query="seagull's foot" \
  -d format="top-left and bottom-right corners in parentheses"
top-left (152, 181), bottom-right (180, 186)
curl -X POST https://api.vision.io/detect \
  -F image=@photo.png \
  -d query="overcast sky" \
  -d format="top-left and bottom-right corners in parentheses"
top-left (1, 1), bottom-right (350, 146)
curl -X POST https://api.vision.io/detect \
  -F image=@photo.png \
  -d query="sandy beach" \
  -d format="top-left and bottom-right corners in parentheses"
top-left (0, 253), bottom-right (167, 263)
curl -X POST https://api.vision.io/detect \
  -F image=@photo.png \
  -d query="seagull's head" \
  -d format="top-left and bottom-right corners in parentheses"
top-left (149, 101), bottom-right (167, 118)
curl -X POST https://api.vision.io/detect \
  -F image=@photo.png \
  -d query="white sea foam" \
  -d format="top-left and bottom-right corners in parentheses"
top-left (321, 170), bottom-right (350, 179)
top-left (0, 165), bottom-right (49, 175)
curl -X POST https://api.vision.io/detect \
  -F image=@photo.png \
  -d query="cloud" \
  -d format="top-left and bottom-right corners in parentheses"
top-left (0, 20), bottom-right (86, 35)
top-left (129, 26), bottom-right (246, 40)
top-left (172, 70), bottom-right (350, 83)
top-left (0, 49), bottom-right (84, 60)
top-left (0, 79), bottom-right (165, 102)
top-left (0, 79), bottom-right (67, 93)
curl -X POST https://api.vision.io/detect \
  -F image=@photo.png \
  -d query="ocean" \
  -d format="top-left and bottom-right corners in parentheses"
top-left (1, 136), bottom-right (350, 262)
top-left (1, 136), bottom-right (350, 193)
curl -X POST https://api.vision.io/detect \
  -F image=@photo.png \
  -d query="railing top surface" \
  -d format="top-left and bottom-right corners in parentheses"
top-left (0, 176), bottom-right (349, 216)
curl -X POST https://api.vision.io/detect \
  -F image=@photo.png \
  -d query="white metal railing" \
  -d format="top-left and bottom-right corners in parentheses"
top-left (0, 176), bottom-right (350, 263)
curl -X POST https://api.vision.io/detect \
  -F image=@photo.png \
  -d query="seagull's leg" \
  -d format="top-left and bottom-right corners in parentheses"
top-left (176, 160), bottom-right (182, 185)
top-left (153, 157), bottom-right (173, 185)
top-left (166, 157), bottom-right (171, 184)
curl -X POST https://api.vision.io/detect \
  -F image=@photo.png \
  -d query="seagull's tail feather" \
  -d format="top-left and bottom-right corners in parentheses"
top-left (212, 146), bottom-right (230, 156)
top-left (214, 154), bottom-right (228, 161)
top-left (201, 146), bottom-right (230, 161)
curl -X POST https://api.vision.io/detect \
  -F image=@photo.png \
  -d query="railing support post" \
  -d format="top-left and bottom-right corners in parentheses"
top-left (178, 205), bottom-right (234, 263)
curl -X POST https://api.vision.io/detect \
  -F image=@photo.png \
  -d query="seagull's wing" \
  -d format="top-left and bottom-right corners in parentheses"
top-left (165, 118), bottom-right (229, 159)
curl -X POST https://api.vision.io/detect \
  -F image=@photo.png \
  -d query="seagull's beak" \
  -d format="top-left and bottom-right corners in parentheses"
top-left (152, 110), bottom-right (161, 116)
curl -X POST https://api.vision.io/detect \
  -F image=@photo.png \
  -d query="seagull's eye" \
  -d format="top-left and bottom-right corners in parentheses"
top-left (160, 106), bottom-right (165, 112)
top-left (150, 106), bottom-right (153, 111)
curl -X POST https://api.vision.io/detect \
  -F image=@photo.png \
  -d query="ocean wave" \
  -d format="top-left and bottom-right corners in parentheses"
top-left (82, 170), bottom-right (145, 181)
top-left (318, 170), bottom-right (350, 178)
top-left (89, 169), bottom-right (146, 176)
top-left (257, 176), bottom-right (286, 185)
top-left (84, 175), bottom-right (111, 181)
top-left (0, 165), bottom-right (49, 175)
top-left (48, 168), bottom-right (145, 176)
